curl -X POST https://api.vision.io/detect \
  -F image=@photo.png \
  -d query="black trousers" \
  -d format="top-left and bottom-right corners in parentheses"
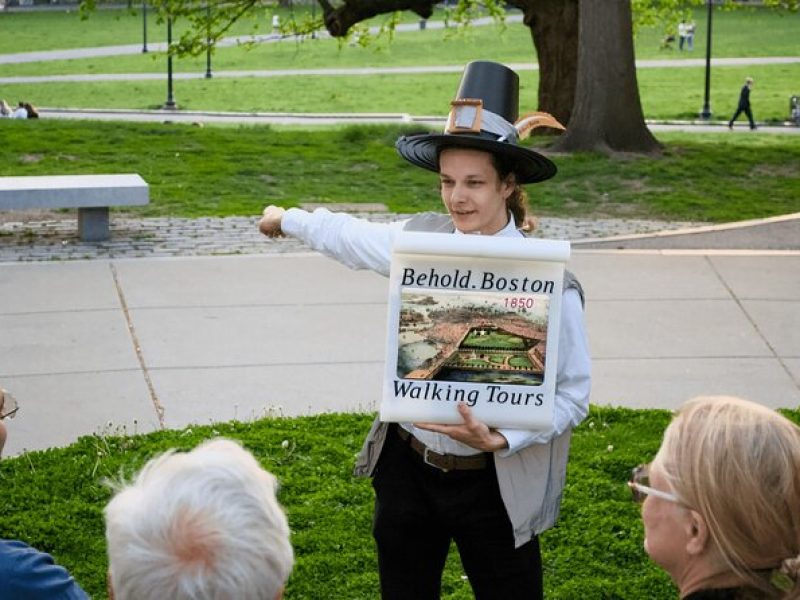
top-left (729, 106), bottom-right (755, 128)
top-left (372, 426), bottom-right (543, 600)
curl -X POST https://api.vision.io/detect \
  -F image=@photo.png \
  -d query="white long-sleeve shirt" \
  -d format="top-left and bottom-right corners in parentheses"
top-left (282, 207), bottom-right (591, 457)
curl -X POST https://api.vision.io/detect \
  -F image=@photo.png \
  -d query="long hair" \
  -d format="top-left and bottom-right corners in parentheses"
top-left (653, 396), bottom-right (800, 599)
top-left (489, 153), bottom-right (537, 233)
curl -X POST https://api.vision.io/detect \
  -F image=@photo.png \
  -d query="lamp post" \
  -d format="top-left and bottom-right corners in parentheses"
top-left (205, 2), bottom-right (212, 78)
top-left (699, 0), bottom-right (714, 119)
top-left (163, 16), bottom-right (178, 110)
top-left (141, 0), bottom-right (148, 53)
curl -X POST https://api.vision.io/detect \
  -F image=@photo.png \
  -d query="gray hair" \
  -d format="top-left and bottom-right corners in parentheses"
top-left (105, 438), bottom-right (293, 600)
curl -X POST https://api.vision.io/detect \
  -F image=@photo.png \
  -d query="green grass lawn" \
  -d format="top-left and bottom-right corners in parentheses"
top-left (509, 356), bottom-right (533, 368)
top-left (3, 64), bottom-right (797, 123)
top-left (0, 408), bottom-right (671, 599)
top-left (2, 120), bottom-right (798, 223)
top-left (3, 407), bottom-right (798, 598)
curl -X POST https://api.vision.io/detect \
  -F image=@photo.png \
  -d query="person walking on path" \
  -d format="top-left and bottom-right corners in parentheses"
top-left (259, 60), bottom-right (591, 599)
top-left (728, 77), bottom-right (757, 130)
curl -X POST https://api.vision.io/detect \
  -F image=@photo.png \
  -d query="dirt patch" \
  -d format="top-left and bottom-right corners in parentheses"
top-left (618, 179), bottom-right (672, 194)
top-left (346, 162), bottom-right (380, 173)
top-left (751, 164), bottom-right (800, 179)
top-left (0, 209), bottom-right (73, 224)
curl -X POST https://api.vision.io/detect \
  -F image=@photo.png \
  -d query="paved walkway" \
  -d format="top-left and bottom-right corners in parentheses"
top-left (1, 16), bottom-right (798, 456)
top-left (1, 212), bottom-right (798, 457)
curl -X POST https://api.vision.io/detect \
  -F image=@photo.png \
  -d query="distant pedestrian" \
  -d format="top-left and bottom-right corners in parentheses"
top-left (728, 77), bottom-right (756, 130)
top-left (686, 20), bottom-right (695, 51)
top-left (678, 21), bottom-right (688, 51)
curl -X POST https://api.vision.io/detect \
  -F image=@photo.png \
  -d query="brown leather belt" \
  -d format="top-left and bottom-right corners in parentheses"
top-left (396, 426), bottom-right (489, 472)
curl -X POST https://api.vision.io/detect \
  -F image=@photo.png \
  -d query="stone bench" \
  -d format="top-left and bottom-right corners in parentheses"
top-left (0, 174), bottom-right (149, 241)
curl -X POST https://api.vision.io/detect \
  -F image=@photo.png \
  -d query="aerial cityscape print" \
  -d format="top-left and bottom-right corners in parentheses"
top-left (396, 289), bottom-right (549, 386)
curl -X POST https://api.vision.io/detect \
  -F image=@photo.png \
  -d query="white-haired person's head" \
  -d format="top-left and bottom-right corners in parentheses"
top-left (104, 438), bottom-right (293, 600)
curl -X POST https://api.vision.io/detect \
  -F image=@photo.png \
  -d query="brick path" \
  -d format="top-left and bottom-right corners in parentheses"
top-left (0, 213), bottom-right (707, 262)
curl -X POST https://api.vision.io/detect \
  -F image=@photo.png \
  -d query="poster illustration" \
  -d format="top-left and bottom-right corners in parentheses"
top-left (381, 231), bottom-right (570, 429)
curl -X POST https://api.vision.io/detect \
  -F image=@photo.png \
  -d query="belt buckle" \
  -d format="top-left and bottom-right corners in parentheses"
top-left (423, 447), bottom-right (450, 472)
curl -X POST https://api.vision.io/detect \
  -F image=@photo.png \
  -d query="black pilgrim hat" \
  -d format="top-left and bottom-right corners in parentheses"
top-left (395, 61), bottom-right (564, 184)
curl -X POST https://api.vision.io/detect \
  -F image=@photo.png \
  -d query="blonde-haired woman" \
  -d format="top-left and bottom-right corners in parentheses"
top-left (629, 396), bottom-right (800, 599)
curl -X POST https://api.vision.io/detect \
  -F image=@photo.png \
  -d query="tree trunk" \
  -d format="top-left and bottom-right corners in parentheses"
top-left (553, 0), bottom-right (661, 154)
top-left (515, 0), bottom-right (578, 128)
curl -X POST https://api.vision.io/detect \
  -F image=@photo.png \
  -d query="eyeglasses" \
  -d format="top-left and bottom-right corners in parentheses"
top-left (0, 389), bottom-right (18, 420)
top-left (628, 463), bottom-right (682, 504)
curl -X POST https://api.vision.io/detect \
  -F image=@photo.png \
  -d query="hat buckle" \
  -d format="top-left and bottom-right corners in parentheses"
top-left (446, 99), bottom-right (483, 135)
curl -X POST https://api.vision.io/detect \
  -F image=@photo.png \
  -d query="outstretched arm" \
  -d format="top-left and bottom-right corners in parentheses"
top-left (259, 205), bottom-right (406, 276)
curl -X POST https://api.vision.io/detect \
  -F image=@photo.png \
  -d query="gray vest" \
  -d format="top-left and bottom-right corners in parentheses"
top-left (353, 212), bottom-right (584, 547)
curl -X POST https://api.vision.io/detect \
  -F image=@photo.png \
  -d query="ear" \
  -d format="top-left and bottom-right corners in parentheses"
top-left (501, 175), bottom-right (515, 201)
top-left (685, 510), bottom-right (710, 556)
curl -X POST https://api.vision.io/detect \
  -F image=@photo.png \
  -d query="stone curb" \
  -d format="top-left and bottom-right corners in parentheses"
top-left (0, 213), bottom-right (709, 262)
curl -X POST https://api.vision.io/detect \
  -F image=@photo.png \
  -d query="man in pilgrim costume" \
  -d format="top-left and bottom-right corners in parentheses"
top-left (259, 60), bottom-right (591, 599)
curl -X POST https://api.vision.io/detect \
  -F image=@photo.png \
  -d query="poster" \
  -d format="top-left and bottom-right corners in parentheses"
top-left (381, 231), bottom-right (570, 430)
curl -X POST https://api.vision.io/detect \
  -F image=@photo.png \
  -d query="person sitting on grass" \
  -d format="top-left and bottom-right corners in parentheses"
top-left (23, 102), bottom-right (39, 119)
top-left (104, 438), bottom-right (294, 600)
top-left (629, 395), bottom-right (800, 599)
top-left (11, 102), bottom-right (28, 119)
